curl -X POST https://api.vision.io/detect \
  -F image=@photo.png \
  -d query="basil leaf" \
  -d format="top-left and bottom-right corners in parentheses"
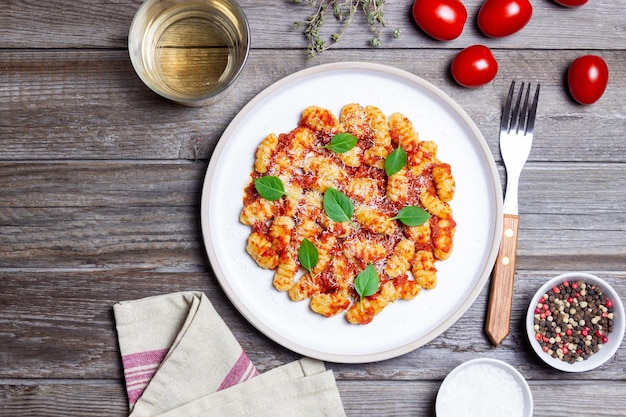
top-left (323, 187), bottom-right (354, 223)
top-left (354, 264), bottom-right (380, 308)
top-left (254, 176), bottom-right (286, 201)
top-left (322, 132), bottom-right (358, 153)
top-left (390, 206), bottom-right (431, 227)
top-left (298, 238), bottom-right (319, 276)
top-left (385, 147), bottom-right (407, 176)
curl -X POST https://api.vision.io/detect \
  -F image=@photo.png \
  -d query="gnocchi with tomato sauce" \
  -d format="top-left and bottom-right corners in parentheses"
top-left (241, 104), bottom-right (456, 324)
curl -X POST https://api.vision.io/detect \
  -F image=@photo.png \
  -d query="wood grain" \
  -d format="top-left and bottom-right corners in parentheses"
top-left (1, 270), bottom-right (625, 379)
top-left (1, 379), bottom-right (625, 417)
top-left (1, 163), bottom-right (623, 270)
top-left (1, 49), bottom-right (624, 162)
top-left (1, 1), bottom-right (624, 50)
top-left (486, 214), bottom-right (520, 346)
top-left (1, 0), bottom-right (625, 416)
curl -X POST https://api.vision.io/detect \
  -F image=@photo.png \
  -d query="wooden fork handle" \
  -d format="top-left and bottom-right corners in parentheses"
top-left (485, 214), bottom-right (520, 346)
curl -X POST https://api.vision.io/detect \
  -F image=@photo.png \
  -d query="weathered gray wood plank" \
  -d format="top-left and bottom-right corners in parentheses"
top-left (1, 162), bottom-right (624, 270)
top-left (1, 271), bottom-right (624, 380)
top-left (339, 380), bottom-right (626, 417)
top-left (0, 1), bottom-right (624, 50)
top-left (0, 379), bottom-right (431, 417)
top-left (1, 49), bottom-right (624, 162)
top-left (1, 377), bottom-right (626, 416)
top-left (0, 380), bottom-right (128, 417)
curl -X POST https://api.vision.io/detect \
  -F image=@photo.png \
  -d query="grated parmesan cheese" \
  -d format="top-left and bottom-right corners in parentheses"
top-left (437, 363), bottom-right (526, 417)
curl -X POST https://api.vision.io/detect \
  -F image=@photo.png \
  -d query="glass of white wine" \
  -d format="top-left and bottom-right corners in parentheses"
top-left (129, 0), bottom-right (250, 106)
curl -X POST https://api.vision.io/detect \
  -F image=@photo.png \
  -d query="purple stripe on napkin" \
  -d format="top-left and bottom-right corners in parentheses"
top-left (122, 348), bottom-right (168, 369)
top-left (122, 348), bottom-right (168, 404)
top-left (217, 351), bottom-right (259, 391)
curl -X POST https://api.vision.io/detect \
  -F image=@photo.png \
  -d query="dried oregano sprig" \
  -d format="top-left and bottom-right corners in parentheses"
top-left (293, 0), bottom-right (400, 58)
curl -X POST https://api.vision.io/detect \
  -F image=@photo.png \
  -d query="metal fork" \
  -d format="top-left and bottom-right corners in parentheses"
top-left (485, 81), bottom-right (540, 346)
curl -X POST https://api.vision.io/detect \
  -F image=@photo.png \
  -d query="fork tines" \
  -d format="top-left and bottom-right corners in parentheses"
top-left (501, 81), bottom-right (541, 136)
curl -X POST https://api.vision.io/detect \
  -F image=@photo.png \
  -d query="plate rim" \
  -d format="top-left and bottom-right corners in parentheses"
top-left (200, 61), bottom-right (503, 363)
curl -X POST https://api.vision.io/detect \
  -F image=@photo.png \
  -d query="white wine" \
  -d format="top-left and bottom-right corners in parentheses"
top-left (129, 0), bottom-right (249, 106)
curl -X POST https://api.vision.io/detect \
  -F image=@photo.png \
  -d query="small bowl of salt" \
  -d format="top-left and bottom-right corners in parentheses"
top-left (435, 358), bottom-right (533, 417)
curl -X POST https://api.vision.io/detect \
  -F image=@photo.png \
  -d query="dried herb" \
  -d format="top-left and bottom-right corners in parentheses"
top-left (292, 0), bottom-right (400, 58)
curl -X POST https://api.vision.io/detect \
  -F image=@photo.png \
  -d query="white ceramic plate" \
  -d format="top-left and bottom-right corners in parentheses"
top-left (200, 62), bottom-right (503, 363)
top-left (526, 272), bottom-right (625, 372)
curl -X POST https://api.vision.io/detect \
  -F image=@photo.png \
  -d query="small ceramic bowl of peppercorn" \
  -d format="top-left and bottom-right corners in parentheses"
top-left (526, 272), bottom-right (625, 372)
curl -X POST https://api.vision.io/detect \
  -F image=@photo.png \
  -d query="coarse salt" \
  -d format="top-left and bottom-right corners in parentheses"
top-left (437, 363), bottom-right (525, 417)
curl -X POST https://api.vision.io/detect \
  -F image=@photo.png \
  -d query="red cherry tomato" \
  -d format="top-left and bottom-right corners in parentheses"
top-left (412, 0), bottom-right (467, 41)
top-left (477, 0), bottom-right (533, 38)
top-left (553, 0), bottom-right (588, 6)
top-left (567, 55), bottom-right (609, 105)
top-left (451, 45), bottom-right (498, 88)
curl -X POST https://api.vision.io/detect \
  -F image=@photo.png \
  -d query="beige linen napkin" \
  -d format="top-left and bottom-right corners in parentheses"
top-left (113, 291), bottom-right (347, 417)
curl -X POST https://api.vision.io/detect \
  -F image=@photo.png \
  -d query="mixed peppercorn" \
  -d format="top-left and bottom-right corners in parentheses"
top-left (532, 279), bottom-right (615, 364)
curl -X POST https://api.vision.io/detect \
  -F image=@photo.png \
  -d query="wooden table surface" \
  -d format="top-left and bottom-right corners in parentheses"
top-left (2, 1), bottom-right (625, 415)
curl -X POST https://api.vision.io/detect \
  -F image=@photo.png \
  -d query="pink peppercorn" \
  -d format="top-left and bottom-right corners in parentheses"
top-left (606, 299), bottom-right (613, 308)
top-left (602, 336), bottom-right (609, 344)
